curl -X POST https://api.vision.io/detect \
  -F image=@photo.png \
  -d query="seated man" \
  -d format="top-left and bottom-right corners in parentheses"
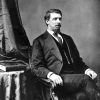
top-left (30, 9), bottom-right (100, 100)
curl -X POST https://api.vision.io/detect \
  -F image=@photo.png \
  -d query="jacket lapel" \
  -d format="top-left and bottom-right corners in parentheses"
top-left (44, 31), bottom-right (62, 62)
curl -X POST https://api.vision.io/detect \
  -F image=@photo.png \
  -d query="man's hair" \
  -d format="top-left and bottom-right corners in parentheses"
top-left (44, 9), bottom-right (62, 21)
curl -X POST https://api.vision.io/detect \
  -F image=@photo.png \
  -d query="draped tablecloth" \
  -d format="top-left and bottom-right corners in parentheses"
top-left (0, 71), bottom-right (26, 100)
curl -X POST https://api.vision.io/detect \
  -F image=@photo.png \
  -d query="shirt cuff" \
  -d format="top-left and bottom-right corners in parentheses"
top-left (47, 72), bottom-right (54, 79)
top-left (85, 68), bottom-right (91, 74)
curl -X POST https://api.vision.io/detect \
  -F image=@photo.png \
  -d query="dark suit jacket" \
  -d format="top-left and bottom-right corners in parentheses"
top-left (30, 31), bottom-right (88, 78)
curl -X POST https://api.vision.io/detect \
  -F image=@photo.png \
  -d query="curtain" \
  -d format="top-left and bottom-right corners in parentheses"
top-left (0, 0), bottom-right (30, 62)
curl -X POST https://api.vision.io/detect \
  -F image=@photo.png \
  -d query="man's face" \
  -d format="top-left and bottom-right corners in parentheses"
top-left (46, 13), bottom-right (62, 31)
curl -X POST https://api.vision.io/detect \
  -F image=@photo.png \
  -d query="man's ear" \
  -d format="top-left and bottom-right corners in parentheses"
top-left (46, 20), bottom-right (49, 25)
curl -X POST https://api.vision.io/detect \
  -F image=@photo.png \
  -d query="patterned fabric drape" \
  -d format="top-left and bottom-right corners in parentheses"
top-left (0, 71), bottom-right (26, 100)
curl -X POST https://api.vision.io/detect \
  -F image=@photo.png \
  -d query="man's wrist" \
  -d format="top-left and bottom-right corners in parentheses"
top-left (47, 72), bottom-right (54, 79)
top-left (85, 68), bottom-right (91, 75)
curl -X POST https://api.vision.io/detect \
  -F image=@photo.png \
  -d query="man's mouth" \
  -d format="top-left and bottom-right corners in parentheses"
top-left (56, 24), bottom-right (61, 27)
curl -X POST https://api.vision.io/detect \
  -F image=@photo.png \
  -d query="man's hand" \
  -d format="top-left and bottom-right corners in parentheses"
top-left (85, 68), bottom-right (97, 80)
top-left (48, 73), bottom-right (63, 87)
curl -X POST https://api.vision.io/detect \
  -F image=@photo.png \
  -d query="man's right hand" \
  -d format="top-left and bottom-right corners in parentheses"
top-left (49, 73), bottom-right (63, 87)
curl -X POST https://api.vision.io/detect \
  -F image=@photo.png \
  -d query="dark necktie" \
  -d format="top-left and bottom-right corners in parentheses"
top-left (57, 35), bottom-right (62, 45)
top-left (54, 33), bottom-right (62, 45)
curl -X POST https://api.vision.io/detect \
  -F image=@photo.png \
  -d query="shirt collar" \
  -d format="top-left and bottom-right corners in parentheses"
top-left (47, 29), bottom-right (54, 36)
top-left (47, 29), bottom-right (63, 43)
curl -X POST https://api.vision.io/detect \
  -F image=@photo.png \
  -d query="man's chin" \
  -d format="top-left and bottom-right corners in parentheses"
top-left (54, 28), bottom-right (60, 32)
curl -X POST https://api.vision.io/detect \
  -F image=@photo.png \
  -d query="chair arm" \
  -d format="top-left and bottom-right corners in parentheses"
top-left (37, 77), bottom-right (54, 89)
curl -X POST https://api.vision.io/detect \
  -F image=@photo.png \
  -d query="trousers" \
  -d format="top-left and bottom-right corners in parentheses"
top-left (53, 74), bottom-right (100, 100)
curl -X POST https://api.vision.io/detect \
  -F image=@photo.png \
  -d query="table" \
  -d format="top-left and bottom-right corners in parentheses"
top-left (0, 71), bottom-right (26, 100)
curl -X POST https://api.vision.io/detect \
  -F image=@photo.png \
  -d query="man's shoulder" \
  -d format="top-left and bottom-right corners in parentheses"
top-left (34, 32), bottom-right (47, 40)
top-left (32, 31), bottom-right (48, 45)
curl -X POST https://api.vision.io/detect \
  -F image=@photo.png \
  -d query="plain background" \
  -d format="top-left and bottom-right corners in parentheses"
top-left (18, 0), bottom-right (100, 73)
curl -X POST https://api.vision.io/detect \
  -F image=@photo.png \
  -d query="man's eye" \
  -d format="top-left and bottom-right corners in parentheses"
top-left (53, 18), bottom-right (57, 20)
top-left (53, 18), bottom-right (62, 21)
top-left (59, 18), bottom-right (62, 21)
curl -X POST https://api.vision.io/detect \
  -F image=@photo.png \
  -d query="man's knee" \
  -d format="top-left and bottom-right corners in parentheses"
top-left (83, 75), bottom-right (100, 100)
top-left (83, 74), bottom-right (97, 89)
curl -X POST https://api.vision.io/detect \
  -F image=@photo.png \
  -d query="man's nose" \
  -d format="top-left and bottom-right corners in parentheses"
top-left (57, 19), bottom-right (61, 23)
